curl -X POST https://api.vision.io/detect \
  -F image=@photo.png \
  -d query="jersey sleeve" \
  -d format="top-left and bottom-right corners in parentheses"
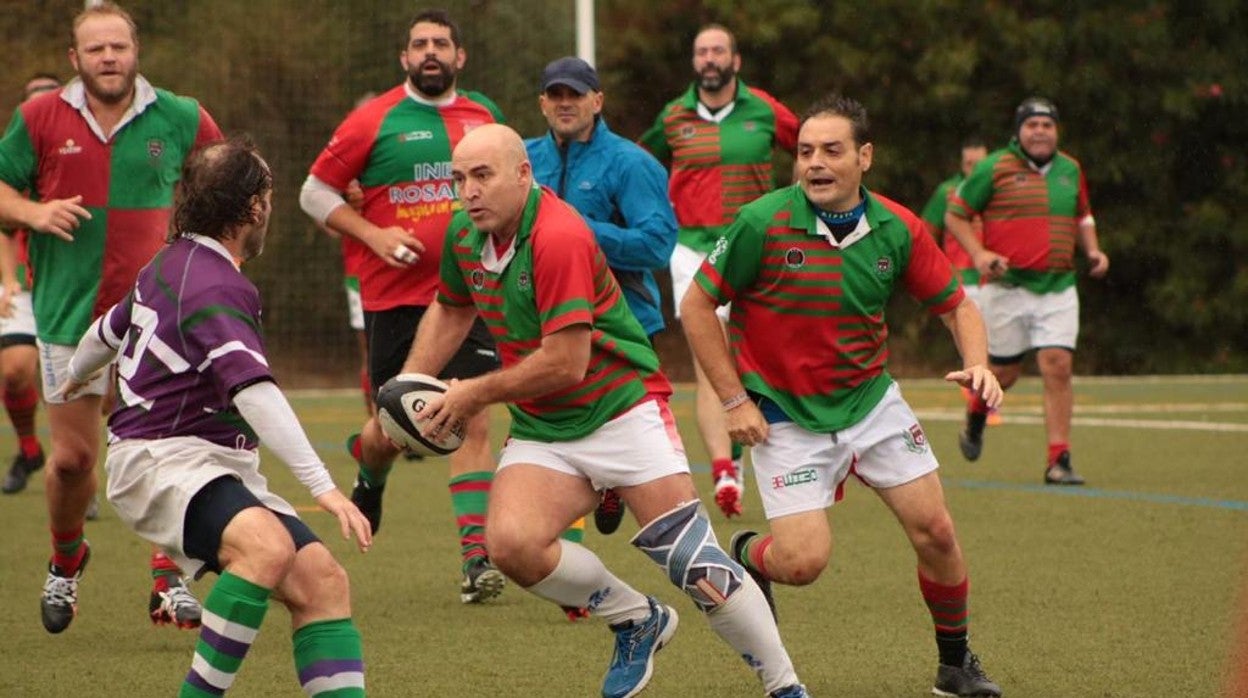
top-left (193, 106), bottom-right (224, 148)
top-left (532, 224), bottom-right (597, 335)
top-left (308, 110), bottom-right (379, 191)
top-left (948, 156), bottom-right (996, 220)
top-left (755, 89), bottom-right (798, 154)
top-left (465, 90), bottom-right (506, 125)
top-left (184, 284), bottom-right (273, 401)
top-left (901, 214), bottom-right (964, 315)
top-left (637, 108), bottom-right (672, 165)
top-left (436, 219), bottom-right (474, 306)
top-left (920, 180), bottom-right (953, 231)
top-left (692, 209), bottom-right (766, 306)
top-left (0, 109), bottom-right (36, 193)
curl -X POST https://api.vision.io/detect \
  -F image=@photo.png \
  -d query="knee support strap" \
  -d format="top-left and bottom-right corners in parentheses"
top-left (631, 500), bottom-right (744, 611)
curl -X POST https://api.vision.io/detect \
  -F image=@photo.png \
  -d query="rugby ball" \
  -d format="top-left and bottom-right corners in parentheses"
top-left (376, 373), bottom-right (464, 457)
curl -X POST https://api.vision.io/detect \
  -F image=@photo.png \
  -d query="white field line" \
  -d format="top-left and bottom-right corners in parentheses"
top-left (913, 410), bottom-right (1248, 433)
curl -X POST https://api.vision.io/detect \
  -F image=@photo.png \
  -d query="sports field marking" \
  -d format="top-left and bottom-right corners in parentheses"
top-left (947, 479), bottom-right (1248, 512)
top-left (913, 410), bottom-right (1248, 433)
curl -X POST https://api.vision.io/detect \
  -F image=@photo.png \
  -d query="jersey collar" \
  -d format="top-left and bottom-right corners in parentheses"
top-left (60, 75), bottom-right (157, 142)
top-left (403, 81), bottom-right (458, 108)
top-left (479, 184), bottom-right (542, 273)
top-left (789, 185), bottom-right (896, 250)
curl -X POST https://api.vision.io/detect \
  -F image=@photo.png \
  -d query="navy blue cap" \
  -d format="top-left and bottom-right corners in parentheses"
top-left (541, 57), bottom-right (600, 94)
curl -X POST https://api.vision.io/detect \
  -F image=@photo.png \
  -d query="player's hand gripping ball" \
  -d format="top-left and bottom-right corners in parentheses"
top-left (376, 373), bottom-right (464, 457)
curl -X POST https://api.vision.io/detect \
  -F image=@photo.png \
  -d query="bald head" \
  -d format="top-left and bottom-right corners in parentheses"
top-left (452, 124), bottom-right (532, 240)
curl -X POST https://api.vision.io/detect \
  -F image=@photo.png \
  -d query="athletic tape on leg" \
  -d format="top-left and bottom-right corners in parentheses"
top-left (631, 500), bottom-right (744, 611)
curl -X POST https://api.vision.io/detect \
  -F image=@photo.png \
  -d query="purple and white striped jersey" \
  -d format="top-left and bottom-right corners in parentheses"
top-left (97, 235), bottom-right (273, 449)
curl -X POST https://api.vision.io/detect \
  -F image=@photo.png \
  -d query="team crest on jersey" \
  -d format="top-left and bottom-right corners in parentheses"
top-left (471, 269), bottom-right (485, 290)
top-left (903, 423), bottom-right (928, 454)
top-left (743, 121), bottom-right (758, 132)
top-left (784, 247), bottom-right (805, 268)
top-left (875, 256), bottom-right (893, 277)
top-left (680, 125), bottom-right (696, 139)
top-left (1014, 173), bottom-right (1028, 183)
top-left (147, 139), bottom-right (164, 159)
top-left (1059, 175), bottom-right (1073, 187)
top-left (58, 139), bottom-right (82, 155)
top-left (517, 270), bottom-right (531, 291)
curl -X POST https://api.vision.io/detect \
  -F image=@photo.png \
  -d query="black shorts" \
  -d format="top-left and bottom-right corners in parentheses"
top-left (183, 475), bottom-right (319, 577)
top-left (364, 305), bottom-right (499, 396)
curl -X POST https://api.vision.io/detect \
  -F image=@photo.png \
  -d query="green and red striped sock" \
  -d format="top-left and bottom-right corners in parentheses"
top-left (449, 471), bottom-right (493, 572)
top-left (51, 527), bottom-right (87, 574)
top-left (918, 571), bottom-right (969, 667)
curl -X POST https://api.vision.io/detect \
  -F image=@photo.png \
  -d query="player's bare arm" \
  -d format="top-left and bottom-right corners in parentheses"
top-left (0, 234), bottom-right (18, 318)
top-left (401, 299), bottom-right (478, 379)
top-left (0, 181), bottom-right (91, 242)
top-left (944, 210), bottom-right (1007, 279)
top-left (680, 283), bottom-right (769, 445)
top-left (420, 324), bottom-right (591, 439)
top-left (324, 201), bottom-right (423, 268)
top-left (1078, 221), bottom-right (1109, 278)
top-left (938, 299), bottom-right (1003, 408)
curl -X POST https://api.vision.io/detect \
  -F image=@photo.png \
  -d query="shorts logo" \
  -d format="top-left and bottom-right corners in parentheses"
top-left (147, 139), bottom-right (164, 159)
top-left (903, 423), bottom-right (928, 454)
top-left (784, 247), bottom-right (805, 268)
top-left (876, 256), bottom-right (893, 277)
top-left (771, 468), bottom-right (817, 489)
top-left (586, 586), bottom-right (611, 611)
top-left (471, 269), bottom-right (485, 290)
top-left (58, 139), bottom-right (82, 155)
top-left (681, 125), bottom-right (696, 139)
top-left (517, 270), bottom-right (531, 291)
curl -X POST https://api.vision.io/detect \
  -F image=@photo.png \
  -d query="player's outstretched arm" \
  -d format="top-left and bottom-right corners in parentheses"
top-left (233, 381), bottom-right (373, 551)
top-left (939, 298), bottom-right (1003, 409)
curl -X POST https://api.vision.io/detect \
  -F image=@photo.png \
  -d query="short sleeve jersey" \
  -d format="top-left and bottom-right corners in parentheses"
top-left (694, 185), bottom-right (964, 433)
top-left (0, 81), bottom-right (222, 344)
top-left (919, 172), bottom-right (983, 284)
top-left (947, 140), bottom-right (1092, 294)
top-left (639, 81), bottom-right (798, 253)
top-left (101, 236), bottom-right (272, 449)
top-left (438, 186), bottom-right (671, 442)
top-left (309, 85), bottom-right (504, 312)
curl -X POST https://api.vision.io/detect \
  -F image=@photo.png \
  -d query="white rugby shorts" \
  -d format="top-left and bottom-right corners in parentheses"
top-left (979, 284), bottom-right (1079, 358)
top-left (38, 340), bottom-right (110, 403)
top-left (499, 398), bottom-right (690, 491)
top-left (670, 243), bottom-right (729, 321)
top-left (750, 382), bottom-right (939, 519)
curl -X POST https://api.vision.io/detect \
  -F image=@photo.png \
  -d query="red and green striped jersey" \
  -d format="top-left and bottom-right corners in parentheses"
top-left (919, 173), bottom-right (983, 285)
top-left (309, 85), bottom-right (503, 311)
top-left (947, 140), bottom-right (1093, 294)
top-left (639, 81), bottom-right (798, 253)
top-left (694, 185), bottom-right (964, 433)
top-left (438, 186), bottom-right (671, 442)
top-left (0, 79), bottom-right (221, 344)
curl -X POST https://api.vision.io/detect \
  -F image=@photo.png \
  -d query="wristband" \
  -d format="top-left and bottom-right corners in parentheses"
top-left (721, 392), bottom-right (750, 411)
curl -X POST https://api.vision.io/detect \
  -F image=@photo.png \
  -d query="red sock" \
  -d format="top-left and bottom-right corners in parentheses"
top-left (51, 527), bottom-right (87, 575)
top-left (359, 367), bottom-right (373, 415)
top-left (711, 457), bottom-right (735, 480)
top-left (745, 534), bottom-right (773, 579)
top-left (967, 392), bottom-right (990, 415)
top-left (1048, 442), bottom-right (1069, 466)
top-left (151, 549), bottom-right (180, 590)
top-left (918, 571), bottom-right (970, 666)
top-left (19, 434), bottom-right (41, 459)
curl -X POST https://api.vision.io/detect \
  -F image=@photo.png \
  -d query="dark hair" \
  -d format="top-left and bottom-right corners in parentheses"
top-left (961, 135), bottom-right (986, 151)
top-left (23, 72), bottom-right (60, 101)
top-left (405, 9), bottom-right (461, 49)
top-left (801, 94), bottom-right (870, 147)
top-left (696, 23), bottom-right (737, 55)
top-left (171, 136), bottom-right (273, 242)
top-left (71, 1), bottom-right (139, 49)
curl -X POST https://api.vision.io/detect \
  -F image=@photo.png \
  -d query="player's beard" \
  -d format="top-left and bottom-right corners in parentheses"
top-left (80, 64), bottom-right (138, 105)
top-left (409, 59), bottom-right (457, 99)
top-left (697, 64), bottom-right (735, 92)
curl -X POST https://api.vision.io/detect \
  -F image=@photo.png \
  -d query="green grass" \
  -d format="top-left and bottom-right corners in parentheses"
top-left (1, 376), bottom-right (1245, 696)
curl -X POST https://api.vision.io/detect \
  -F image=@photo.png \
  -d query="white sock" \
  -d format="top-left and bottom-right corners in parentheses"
top-left (525, 540), bottom-right (650, 625)
top-left (706, 576), bottom-right (800, 693)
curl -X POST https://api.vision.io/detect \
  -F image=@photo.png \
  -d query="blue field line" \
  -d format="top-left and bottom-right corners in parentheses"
top-left (946, 478), bottom-right (1248, 511)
